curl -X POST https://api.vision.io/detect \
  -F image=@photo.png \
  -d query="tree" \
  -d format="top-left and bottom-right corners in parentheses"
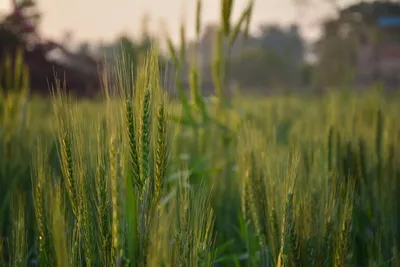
top-left (258, 24), bottom-right (305, 86)
top-left (77, 41), bottom-right (91, 56)
top-left (230, 46), bottom-right (294, 89)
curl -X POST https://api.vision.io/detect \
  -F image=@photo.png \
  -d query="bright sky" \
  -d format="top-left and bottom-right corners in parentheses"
top-left (0, 0), bottom-right (359, 45)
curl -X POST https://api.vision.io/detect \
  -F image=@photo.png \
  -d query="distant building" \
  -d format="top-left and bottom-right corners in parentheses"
top-left (355, 16), bottom-right (400, 88)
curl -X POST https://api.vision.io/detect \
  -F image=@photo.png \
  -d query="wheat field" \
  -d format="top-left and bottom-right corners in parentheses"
top-left (1, 0), bottom-right (400, 266)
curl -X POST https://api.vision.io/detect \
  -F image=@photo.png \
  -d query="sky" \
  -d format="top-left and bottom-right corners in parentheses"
top-left (0, 0), bottom-right (360, 46)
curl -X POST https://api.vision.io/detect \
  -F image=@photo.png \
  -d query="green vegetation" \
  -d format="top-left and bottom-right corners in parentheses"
top-left (1, 0), bottom-right (400, 266)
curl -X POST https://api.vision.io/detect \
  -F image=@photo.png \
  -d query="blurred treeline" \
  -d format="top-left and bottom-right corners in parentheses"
top-left (63, 0), bottom-right (400, 94)
top-left (75, 22), bottom-right (309, 92)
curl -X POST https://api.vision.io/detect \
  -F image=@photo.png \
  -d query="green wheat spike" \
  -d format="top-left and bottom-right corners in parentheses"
top-left (323, 218), bottom-right (333, 267)
top-left (336, 131), bottom-right (342, 175)
top-left (375, 109), bottom-right (383, 181)
top-left (328, 126), bottom-right (334, 172)
top-left (140, 89), bottom-right (151, 186)
top-left (154, 103), bottom-right (167, 208)
top-left (125, 99), bottom-right (141, 190)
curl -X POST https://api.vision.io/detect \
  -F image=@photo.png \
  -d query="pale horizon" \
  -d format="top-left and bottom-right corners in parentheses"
top-left (0, 0), bottom-right (359, 46)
